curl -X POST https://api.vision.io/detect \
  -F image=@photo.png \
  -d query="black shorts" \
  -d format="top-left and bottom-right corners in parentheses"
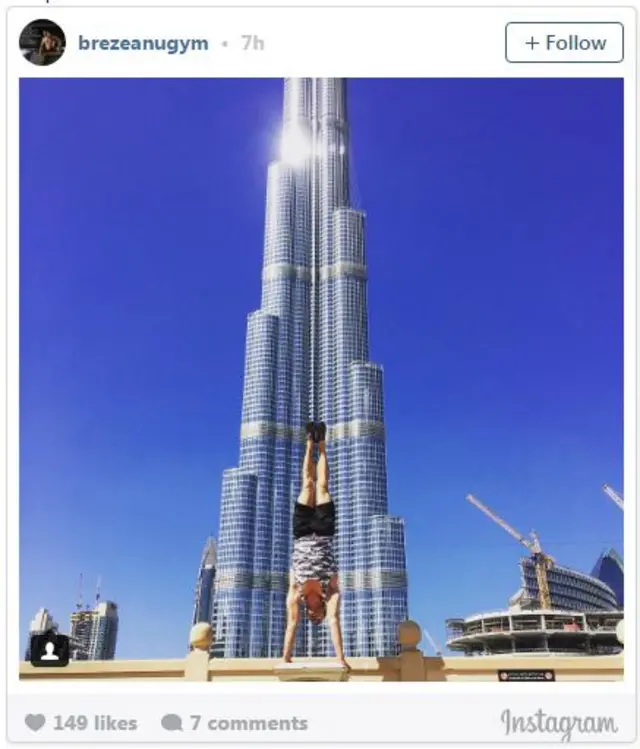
top-left (293, 502), bottom-right (335, 539)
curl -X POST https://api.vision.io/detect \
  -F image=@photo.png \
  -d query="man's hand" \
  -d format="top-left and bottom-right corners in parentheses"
top-left (326, 580), bottom-right (348, 668)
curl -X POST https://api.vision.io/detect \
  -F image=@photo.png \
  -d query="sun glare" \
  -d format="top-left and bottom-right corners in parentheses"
top-left (281, 126), bottom-right (312, 167)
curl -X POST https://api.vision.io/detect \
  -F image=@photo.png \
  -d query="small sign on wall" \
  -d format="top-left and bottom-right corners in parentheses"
top-left (498, 669), bottom-right (556, 682)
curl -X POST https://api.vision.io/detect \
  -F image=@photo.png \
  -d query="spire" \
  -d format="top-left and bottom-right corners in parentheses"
top-left (281, 79), bottom-right (313, 167)
top-left (201, 537), bottom-right (217, 568)
top-left (316, 78), bottom-right (349, 127)
top-left (279, 79), bottom-right (350, 177)
top-left (282, 78), bottom-right (312, 125)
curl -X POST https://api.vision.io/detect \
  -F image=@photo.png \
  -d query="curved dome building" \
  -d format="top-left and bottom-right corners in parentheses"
top-left (446, 558), bottom-right (621, 656)
top-left (516, 558), bottom-right (619, 612)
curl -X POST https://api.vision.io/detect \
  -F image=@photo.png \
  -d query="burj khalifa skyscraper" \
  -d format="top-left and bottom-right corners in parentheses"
top-left (212, 79), bottom-right (409, 659)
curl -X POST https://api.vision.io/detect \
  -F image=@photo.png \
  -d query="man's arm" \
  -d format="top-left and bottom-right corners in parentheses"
top-left (325, 577), bottom-right (349, 669)
top-left (282, 579), bottom-right (300, 662)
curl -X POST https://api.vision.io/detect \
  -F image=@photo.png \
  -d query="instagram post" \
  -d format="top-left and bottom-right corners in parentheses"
top-left (3, 2), bottom-right (637, 745)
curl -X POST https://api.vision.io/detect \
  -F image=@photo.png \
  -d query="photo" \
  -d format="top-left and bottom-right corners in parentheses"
top-left (19, 77), bottom-right (624, 682)
top-left (19, 18), bottom-right (66, 66)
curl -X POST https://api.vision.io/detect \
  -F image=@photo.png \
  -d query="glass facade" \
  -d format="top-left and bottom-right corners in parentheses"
top-left (70, 601), bottom-right (119, 660)
top-left (212, 79), bottom-right (409, 658)
top-left (590, 548), bottom-right (624, 610)
top-left (519, 559), bottom-right (618, 612)
top-left (89, 602), bottom-right (119, 660)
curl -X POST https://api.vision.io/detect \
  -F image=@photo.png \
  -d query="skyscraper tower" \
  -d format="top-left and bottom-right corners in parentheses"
top-left (88, 601), bottom-right (119, 660)
top-left (192, 537), bottom-right (217, 627)
top-left (213, 79), bottom-right (408, 659)
top-left (591, 548), bottom-right (624, 609)
top-left (24, 608), bottom-right (58, 661)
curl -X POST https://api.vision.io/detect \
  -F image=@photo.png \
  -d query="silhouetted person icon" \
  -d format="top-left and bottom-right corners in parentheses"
top-left (40, 641), bottom-right (59, 661)
top-left (30, 630), bottom-right (70, 667)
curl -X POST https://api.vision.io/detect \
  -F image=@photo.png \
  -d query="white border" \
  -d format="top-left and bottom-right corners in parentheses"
top-left (4, 6), bottom-right (638, 78)
top-left (1, 1), bottom-right (638, 745)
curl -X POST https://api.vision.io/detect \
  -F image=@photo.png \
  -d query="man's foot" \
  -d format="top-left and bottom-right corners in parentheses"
top-left (339, 659), bottom-right (351, 673)
top-left (306, 422), bottom-right (316, 442)
top-left (315, 422), bottom-right (326, 443)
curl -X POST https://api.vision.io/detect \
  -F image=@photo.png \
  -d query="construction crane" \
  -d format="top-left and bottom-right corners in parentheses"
top-left (466, 494), bottom-right (555, 610)
top-left (602, 484), bottom-right (624, 511)
top-left (76, 573), bottom-right (84, 611)
top-left (423, 628), bottom-right (443, 657)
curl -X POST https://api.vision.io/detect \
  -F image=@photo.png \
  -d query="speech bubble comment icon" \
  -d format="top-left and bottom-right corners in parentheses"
top-left (161, 714), bottom-right (183, 732)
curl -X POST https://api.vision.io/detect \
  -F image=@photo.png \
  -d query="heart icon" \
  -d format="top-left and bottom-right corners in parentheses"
top-left (25, 714), bottom-right (46, 732)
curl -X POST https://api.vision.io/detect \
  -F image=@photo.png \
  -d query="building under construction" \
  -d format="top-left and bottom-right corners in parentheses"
top-left (69, 576), bottom-right (119, 660)
top-left (447, 492), bottom-right (624, 656)
top-left (446, 608), bottom-right (623, 657)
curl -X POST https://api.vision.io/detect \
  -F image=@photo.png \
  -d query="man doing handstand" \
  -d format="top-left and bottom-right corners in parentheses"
top-left (282, 421), bottom-right (349, 670)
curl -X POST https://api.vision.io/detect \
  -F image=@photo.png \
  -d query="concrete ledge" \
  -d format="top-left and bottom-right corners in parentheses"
top-left (19, 659), bottom-right (186, 680)
top-left (18, 654), bottom-right (624, 682)
top-left (274, 662), bottom-right (349, 681)
top-left (435, 654), bottom-right (623, 672)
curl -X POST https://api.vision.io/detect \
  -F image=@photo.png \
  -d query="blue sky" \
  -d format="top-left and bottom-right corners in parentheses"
top-left (19, 78), bottom-right (623, 659)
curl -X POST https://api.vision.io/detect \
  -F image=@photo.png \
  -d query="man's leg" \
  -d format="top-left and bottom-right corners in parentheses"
top-left (316, 423), bottom-right (331, 505)
top-left (297, 424), bottom-right (316, 506)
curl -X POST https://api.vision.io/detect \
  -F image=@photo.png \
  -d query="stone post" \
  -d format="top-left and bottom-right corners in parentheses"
top-left (398, 620), bottom-right (425, 682)
top-left (184, 623), bottom-right (212, 681)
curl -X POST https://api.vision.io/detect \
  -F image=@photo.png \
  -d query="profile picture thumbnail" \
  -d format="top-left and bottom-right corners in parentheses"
top-left (19, 19), bottom-right (66, 66)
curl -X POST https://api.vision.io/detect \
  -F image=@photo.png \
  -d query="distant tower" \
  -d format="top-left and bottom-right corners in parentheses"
top-left (24, 608), bottom-right (58, 661)
top-left (69, 576), bottom-right (119, 660)
top-left (192, 537), bottom-right (217, 628)
top-left (591, 549), bottom-right (624, 609)
top-left (212, 78), bottom-right (409, 660)
top-left (89, 601), bottom-right (119, 660)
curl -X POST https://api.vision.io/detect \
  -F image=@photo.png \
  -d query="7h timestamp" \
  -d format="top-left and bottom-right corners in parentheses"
top-left (54, 715), bottom-right (138, 731)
